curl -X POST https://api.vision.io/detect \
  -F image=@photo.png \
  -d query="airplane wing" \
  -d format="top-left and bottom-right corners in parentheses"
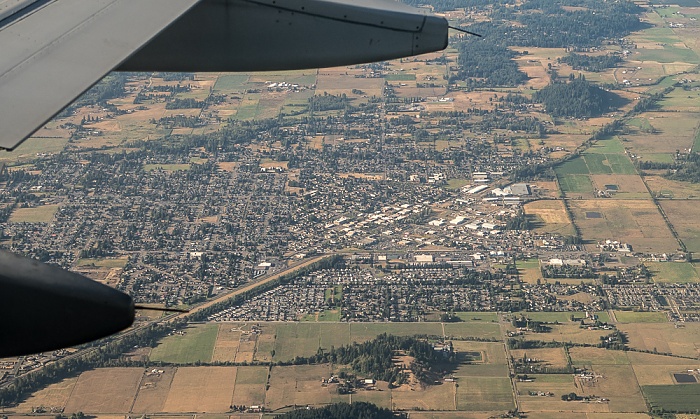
top-left (0, 0), bottom-right (448, 151)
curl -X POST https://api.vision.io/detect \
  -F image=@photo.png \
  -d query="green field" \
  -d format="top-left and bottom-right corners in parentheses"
top-left (643, 384), bottom-right (700, 412)
top-left (646, 261), bottom-right (700, 283)
top-left (0, 137), bottom-right (69, 163)
top-left (613, 311), bottom-right (668, 323)
top-left (455, 377), bottom-right (514, 411)
top-left (558, 174), bottom-right (594, 193)
top-left (213, 74), bottom-right (249, 91)
top-left (150, 324), bottom-right (218, 363)
top-left (453, 312), bottom-right (499, 322)
top-left (556, 157), bottom-right (589, 175)
top-left (588, 138), bottom-right (626, 154)
top-left (635, 46), bottom-right (700, 64)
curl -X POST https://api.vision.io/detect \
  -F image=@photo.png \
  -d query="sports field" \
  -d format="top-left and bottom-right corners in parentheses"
top-left (9, 204), bottom-right (59, 223)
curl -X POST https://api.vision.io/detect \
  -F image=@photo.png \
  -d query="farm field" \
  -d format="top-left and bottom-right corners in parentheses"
top-left (162, 367), bottom-right (237, 412)
top-left (523, 198), bottom-right (570, 227)
top-left (642, 384), bottom-right (700, 413)
top-left (150, 324), bottom-right (219, 364)
top-left (618, 322), bottom-right (700, 358)
top-left (568, 199), bottom-right (677, 253)
top-left (64, 368), bottom-right (143, 413)
top-left (659, 200), bottom-right (700, 253)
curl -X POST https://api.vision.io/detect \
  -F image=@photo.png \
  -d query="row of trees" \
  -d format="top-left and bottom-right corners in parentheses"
top-left (276, 402), bottom-right (404, 419)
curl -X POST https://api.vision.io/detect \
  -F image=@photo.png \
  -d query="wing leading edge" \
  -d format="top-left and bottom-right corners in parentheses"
top-left (0, 0), bottom-right (448, 151)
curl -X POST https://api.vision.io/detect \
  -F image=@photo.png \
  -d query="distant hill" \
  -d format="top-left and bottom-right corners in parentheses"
top-left (534, 77), bottom-right (619, 118)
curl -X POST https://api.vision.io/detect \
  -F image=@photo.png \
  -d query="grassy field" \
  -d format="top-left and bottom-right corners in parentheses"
top-left (9, 204), bottom-right (59, 223)
top-left (660, 200), bottom-right (700, 253)
top-left (646, 261), bottom-right (700, 283)
top-left (613, 311), bottom-right (668, 323)
top-left (213, 74), bottom-right (249, 91)
top-left (75, 256), bottom-right (129, 268)
top-left (150, 324), bottom-right (219, 363)
top-left (558, 174), bottom-right (594, 194)
top-left (143, 163), bottom-right (191, 172)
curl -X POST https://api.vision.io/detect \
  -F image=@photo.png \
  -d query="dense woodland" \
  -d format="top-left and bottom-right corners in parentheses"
top-left (559, 53), bottom-right (622, 72)
top-left (533, 76), bottom-right (616, 118)
top-left (276, 402), bottom-right (404, 419)
top-left (467, 0), bottom-right (645, 48)
top-left (453, 41), bottom-right (528, 87)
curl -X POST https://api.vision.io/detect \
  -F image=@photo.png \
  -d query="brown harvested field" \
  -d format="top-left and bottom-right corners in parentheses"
top-left (643, 175), bottom-right (700, 199)
top-left (131, 367), bottom-right (176, 413)
top-left (265, 365), bottom-right (333, 410)
top-left (64, 368), bottom-right (143, 413)
top-left (517, 374), bottom-right (598, 413)
top-left (618, 323), bottom-right (700, 358)
top-left (569, 199), bottom-right (677, 253)
top-left (231, 366), bottom-right (268, 407)
top-left (590, 175), bottom-right (649, 199)
top-left (524, 199), bottom-right (573, 235)
top-left (659, 200), bottom-right (700, 253)
top-left (632, 360), bottom-right (700, 386)
top-left (16, 376), bottom-right (79, 413)
top-left (162, 367), bottom-right (237, 413)
top-left (626, 112), bottom-right (700, 154)
top-left (392, 383), bottom-right (457, 410)
top-left (316, 72), bottom-right (384, 96)
top-left (212, 324), bottom-right (242, 362)
top-left (530, 181), bottom-right (561, 198)
top-left (511, 348), bottom-right (569, 369)
top-left (585, 365), bottom-right (647, 412)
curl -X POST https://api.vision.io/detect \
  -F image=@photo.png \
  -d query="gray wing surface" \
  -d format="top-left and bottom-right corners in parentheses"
top-left (0, 0), bottom-right (448, 151)
top-left (0, 0), bottom-right (201, 150)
